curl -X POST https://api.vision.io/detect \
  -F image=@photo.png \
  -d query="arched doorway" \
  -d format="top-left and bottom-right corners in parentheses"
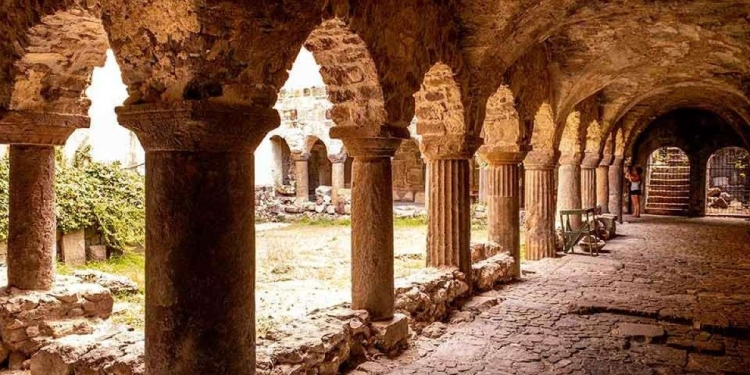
top-left (645, 147), bottom-right (690, 215)
top-left (270, 136), bottom-right (293, 188)
top-left (308, 139), bottom-right (331, 195)
top-left (706, 147), bottom-right (750, 217)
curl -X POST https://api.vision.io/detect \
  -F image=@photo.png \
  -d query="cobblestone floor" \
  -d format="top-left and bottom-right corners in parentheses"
top-left (372, 215), bottom-right (750, 374)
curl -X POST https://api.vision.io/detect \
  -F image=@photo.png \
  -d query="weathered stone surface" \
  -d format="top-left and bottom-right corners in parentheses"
top-left (57, 231), bottom-right (86, 267)
top-left (72, 271), bottom-right (139, 296)
top-left (372, 314), bottom-right (408, 351)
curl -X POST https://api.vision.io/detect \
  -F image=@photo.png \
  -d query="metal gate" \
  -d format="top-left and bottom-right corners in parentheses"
top-left (645, 147), bottom-right (690, 216)
top-left (706, 147), bottom-right (750, 217)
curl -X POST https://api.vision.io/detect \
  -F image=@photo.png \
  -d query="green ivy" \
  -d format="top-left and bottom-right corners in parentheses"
top-left (0, 146), bottom-right (145, 249)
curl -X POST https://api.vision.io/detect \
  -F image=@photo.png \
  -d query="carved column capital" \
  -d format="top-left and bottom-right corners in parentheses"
top-left (581, 152), bottom-right (601, 169)
top-left (558, 152), bottom-right (584, 166)
top-left (420, 134), bottom-right (483, 160)
top-left (291, 152), bottom-right (310, 162)
top-left (599, 154), bottom-right (614, 167)
top-left (477, 145), bottom-right (530, 165)
top-left (327, 153), bottom-right (348, 164)
top-left (116, 102), bottom-right (279, 152)
top-left (524, 150), bottom-right (559, 170)
top-left (0, 111), bottom-right (88, 145)
top-left (611, 155), bottom-right (625, 167)
top-left (331, 125), bottom-right (408, 158)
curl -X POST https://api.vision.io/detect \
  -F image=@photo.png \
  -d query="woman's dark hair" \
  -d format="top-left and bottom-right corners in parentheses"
top-left (635, 166), bottom-right (644, 175)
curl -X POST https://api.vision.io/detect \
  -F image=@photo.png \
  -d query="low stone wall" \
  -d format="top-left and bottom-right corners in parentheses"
top-left (26, 252), bottom-right (514, 375)
top-left (258, 253), bottom-right (514, 374)
top-left (0, 278), bottom-right (113, 370)
top-left (257, 307), bottom-right (407, 375)
top-left (395, 253), bottom-right (514, 331)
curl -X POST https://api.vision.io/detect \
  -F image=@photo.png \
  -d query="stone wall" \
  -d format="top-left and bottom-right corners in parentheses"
top-left (393, 139), bottom-right (426, 203)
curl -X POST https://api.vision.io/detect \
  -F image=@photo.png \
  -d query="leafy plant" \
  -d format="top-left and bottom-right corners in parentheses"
top-left (0, 145), bottom-right (145, 250)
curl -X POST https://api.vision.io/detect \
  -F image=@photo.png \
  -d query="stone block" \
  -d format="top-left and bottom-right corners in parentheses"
top-left (371, 314), bottom-right (408, 351)
top-left (413, 192), bottom-right (426, 204)
top-left (58, 230), bottom-right (86, 266)
top-left (599, 214), bottom-right (617, 237)
top-left (87, 245), bottom-right (108, 262)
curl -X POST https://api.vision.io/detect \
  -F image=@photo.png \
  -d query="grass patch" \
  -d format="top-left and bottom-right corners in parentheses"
top-left (295, 216), bottom-right (351, 227)
top-left (394, 216), bottom-right (429, 227)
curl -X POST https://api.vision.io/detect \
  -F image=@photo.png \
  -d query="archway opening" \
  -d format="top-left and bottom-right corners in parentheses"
top-left (645, 147), bottom-right (690, 216)
top-left (706, 147), bottom-right (750, 217)
top-left (308, 139), bottom-right (331, 196)
top-left (270, 136), bottom-right (292, 188)
top-left (392, 139), bottom-right (426, 202)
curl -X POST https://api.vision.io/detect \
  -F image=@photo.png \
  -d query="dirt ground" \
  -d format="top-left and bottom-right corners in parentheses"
top-left (255, 221), bottom-right (489, 335)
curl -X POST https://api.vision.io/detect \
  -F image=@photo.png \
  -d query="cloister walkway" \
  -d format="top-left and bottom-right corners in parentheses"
top-left (372, 216), bottom-right (750, 375)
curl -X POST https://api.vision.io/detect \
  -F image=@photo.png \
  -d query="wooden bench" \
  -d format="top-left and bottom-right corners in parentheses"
top-left (559, 206), bottom-right (604, 256)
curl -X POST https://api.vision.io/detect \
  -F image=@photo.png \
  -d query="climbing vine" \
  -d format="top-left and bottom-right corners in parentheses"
top-left (0, 145), bottom-right (145, 250)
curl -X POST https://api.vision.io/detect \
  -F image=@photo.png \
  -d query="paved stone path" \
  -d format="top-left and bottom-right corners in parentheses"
top-left (372, 216), bottom-right (750, 374)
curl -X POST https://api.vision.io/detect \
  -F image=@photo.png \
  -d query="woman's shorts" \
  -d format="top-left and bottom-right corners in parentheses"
top-left (630, 190), bottom-right (642, 196)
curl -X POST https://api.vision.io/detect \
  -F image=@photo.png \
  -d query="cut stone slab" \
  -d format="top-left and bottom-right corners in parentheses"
top-left (461, 296), bottom-right (499, 312)
top-left (612, 323), bottom-right (665, 342)
top-left (58, 230), bottom-right (86, 266)
top-left (372, 314), bottom-right (408, 351)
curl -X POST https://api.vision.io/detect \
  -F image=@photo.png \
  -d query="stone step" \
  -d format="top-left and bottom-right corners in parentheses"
top-left (648, 196), bottom-right (690, 204)
top-left (649, 173), bottom-right (690, 180)
top-left (648, 179), bottom-right (690, 187)
top-left (647, 189), bottom-right (691, 198)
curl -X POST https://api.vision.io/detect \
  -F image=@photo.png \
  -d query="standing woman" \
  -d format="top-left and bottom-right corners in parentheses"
top-left (625, 166), bottom-right (643, 217)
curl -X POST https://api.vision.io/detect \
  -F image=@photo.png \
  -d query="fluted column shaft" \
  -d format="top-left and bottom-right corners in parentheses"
top-left (597, 155), bottom-right (613, 213)
top-left (609, 157), bottom-right (624, 222)
top-left (421, 134), bottom-right (482, 284)
top-left (293, 153), bottom-right (310, 202)
top-left (478, 168), bottom-right (488, 204)
top-left (581, 153), bottom-right (599, 210)
top-left (524, 151), bottom-right (559, 260)
top-left (486, 161), bottom-right (522, 277)
top-left (427, 159), bottom-right (472, 276)
top-left (557, 153), bottom-right (583, 229)
top-left (8, 145), bottom-right (56, 290)
top-left (118, 102), bottom-right (277, 375)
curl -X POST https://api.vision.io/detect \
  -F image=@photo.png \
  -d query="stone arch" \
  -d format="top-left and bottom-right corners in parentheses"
top-left (270, 136), bottom-right (293, 187)
top-left (307, 138), bottom-right (331, 194)
top-left (303, 19), bottom-right (387, 131)
top-left (414, 63), bottom-right (467, 137)
top-left (480, 85), bottom-right (525, 149)
top-left (8, 6), bottom-right (109, 116)
top-left (706, 147), bottom-right (750, 217)
top-left (393, 138), bottom-right (427, 202)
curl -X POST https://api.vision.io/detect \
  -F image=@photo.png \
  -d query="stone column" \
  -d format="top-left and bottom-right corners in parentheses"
top-left (478, 147), bottom-right (526, 278)
top-left (581, 152), bottom-right (600, 210)
top-left (118, 103), bottom-right (277, 375)
top-left (329, 153), bottom-right (347, 210)
top-left (557, 152), bottom-right (583, 229)
top-left (8, 145), bottom-right (56, 290)
top-left (597, 155), bottom-right (613, 213)
top-left (524, 150), bottom-right (559, 260)
top-left (0, 113), bottom-right (86, 290)
top-left (609, 156), bottom-right (624, 222)
top-left (333, 134), bottom-right (403, 321)
top-left (422, 135), bottom-right (482, 280)
top-left (292, 152), bottom-right (310, 202)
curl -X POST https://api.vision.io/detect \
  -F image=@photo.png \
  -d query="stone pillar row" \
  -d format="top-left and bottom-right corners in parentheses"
top-left (609, 156), bottom-right (625, 222)
top-left (524, 150), bottom-right (559, 260)
top-left (479, 147), bottom-right (526, 278)
top-left (557, 152), bottom-right (583, 229)
top-left (0, 112), bottom-right (88, 291)
top-left (422, 135), bottom-right (481, 284)
top-left (581, 152), bottom-right (600, 210)
top-left (597, 155), bottom-right (613, 213)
